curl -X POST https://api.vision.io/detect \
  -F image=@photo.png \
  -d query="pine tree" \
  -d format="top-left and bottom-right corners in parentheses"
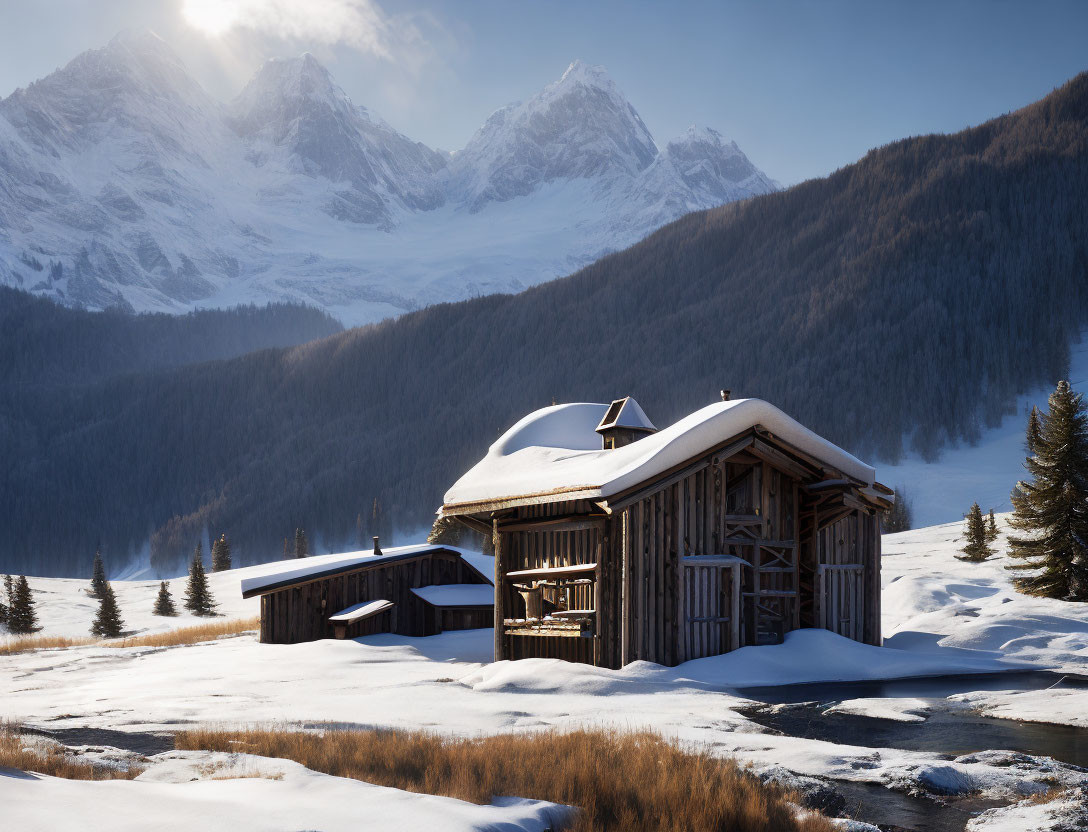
top-left (1007, 381), bottom-right (1088, 599)
top-left (959, 502), bottom-right (993, 562)
top-left (986, 508), bottom-right (999, 543)
top-left (90, 548), bottom-right (107, 599)
top-left (184, 543), bottom-right (217, 616)
top-left (152, 581), bottom-right (177, 616)
top-left (882, 486), bottom-right (913, 533)
top-left (427, 515), bottom-right (464, 546)
top-left (294, 528), bottom-right (309, 558)
top-left (8, 576), bottom-right (38, 634)
top-left (90, 581), bottom-right (124, 638)
top-left (211, 534), bottom-right (232, 572)
top-left (1026, 406), bottom-right (1043, 454)
top-left (3, 574), bottom-right (14, 625)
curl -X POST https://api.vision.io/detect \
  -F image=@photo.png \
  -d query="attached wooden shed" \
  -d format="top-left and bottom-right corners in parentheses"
top-left (440, 396), bottom-right (893, 669)
top-left (241, 544), bottom-right (493, 644)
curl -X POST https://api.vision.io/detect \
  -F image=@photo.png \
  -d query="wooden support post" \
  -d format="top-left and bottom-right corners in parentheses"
top-left (493, 519), bottom-right (506, 662)
top-left (621, 509), bottom-right (632, 667)
top-left (730, 562), bottom-right (742, 651)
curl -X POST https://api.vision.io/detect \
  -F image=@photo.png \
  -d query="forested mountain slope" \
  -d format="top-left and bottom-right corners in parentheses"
top-left (5, 73), bottom-right (1088, 576)
top-left (0, 287), bottom-right (341, 387)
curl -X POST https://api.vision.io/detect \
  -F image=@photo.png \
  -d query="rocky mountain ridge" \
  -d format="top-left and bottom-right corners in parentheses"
top-left (0, 31), bottom-right (776, 325)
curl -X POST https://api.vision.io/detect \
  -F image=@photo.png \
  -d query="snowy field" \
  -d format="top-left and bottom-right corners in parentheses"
top-left (3, 519), bottom-right (1088, 829)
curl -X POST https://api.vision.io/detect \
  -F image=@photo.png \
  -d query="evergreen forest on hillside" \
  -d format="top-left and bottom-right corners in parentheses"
top-left (3, 74), bottom-right (1088, 576)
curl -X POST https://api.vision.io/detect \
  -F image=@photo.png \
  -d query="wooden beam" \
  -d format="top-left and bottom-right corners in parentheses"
top-left (602, 459), bottom-right (709, 513)
top-left (497, 513), bottom-right (608, 533)
top-left (452, 514), bottom-right (493, 536)
top-left (750, 438), bottom-right (819, 482)
top-left (505, 563), bottom-right (598, 580)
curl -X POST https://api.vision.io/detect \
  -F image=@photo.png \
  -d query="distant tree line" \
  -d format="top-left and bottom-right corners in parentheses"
top-left (4, 74), bottom-right (1088, 576)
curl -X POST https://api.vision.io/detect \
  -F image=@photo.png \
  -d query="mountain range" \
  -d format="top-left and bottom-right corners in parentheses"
top-left (0, 30), bottom-right (776, 325)
top-left (4, 70), bottom-right (1087, 577)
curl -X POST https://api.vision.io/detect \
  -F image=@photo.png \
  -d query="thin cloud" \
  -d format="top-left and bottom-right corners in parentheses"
top-left (180, 0), bottom-right (417, 60)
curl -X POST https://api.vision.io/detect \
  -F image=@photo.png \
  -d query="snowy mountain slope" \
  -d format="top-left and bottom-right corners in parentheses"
top-left (228, 53), bottom-right (447, 226)
top-left (0, 37), bottom-right (777, 325)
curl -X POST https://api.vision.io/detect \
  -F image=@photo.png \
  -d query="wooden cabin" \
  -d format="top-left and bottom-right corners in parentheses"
top-left (241, 543), bottom-right (493, 644)
top-left (440, 396), bottom-right (893, 669)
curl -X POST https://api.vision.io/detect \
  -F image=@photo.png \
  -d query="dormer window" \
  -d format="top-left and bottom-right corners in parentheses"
top-left (594, 396), bottom-right (656, 449)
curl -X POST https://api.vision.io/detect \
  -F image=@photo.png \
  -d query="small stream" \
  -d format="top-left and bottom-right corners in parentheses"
top-left (21, 725), bottom-right (175, 756)
top-left (737, 671), bottom-right (1088, 831)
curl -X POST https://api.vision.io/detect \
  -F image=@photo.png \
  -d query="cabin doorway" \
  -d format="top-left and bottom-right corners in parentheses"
top-left (681, 557), bottom-right (742, 660)
top-left (815, 563), bottom-right (865, 641)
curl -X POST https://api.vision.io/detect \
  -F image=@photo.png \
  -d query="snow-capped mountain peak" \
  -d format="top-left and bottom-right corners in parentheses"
top-left (663, 124), bottom-right (775, 204)
top-left (0, 38), bottom-right (776, 324)
top-left (449, 59), bottom-right (662, 209)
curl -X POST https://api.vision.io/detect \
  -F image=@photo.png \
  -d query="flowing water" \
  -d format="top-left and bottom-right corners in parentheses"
top-left (736, 671), bottom-right (1088, 831)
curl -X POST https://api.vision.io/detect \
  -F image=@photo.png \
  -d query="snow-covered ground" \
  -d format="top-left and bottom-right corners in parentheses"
top-left (4, 518), bottom-right (1088, 828)
top-left (879, 335), bottom-right (1088, 527)
top-left (1, 744), bottom-right (567, 832)
top-left (882, 516), bottom-right (1088, 725)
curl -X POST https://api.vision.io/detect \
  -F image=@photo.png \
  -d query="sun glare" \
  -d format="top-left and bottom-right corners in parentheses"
top-left (181, 0), bottom-right (241, 37)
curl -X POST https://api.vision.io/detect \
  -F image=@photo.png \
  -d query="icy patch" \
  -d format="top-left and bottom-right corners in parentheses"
top-left (825, 698), bottom-right (931, 723)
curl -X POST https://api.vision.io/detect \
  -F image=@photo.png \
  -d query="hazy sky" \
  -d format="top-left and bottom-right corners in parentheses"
top-left (1, 0), bottom-right (1086, 184)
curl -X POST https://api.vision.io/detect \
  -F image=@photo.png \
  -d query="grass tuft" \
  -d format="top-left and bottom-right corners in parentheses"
top-left (0, 634), bottom-right (95, 654)
top-left (106, 617), bottom-right (259, 649)
top-left (176, 726), bottom-right (835, 832)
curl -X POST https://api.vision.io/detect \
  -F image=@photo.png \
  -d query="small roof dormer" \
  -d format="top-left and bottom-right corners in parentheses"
top-left (595, 396), bottom-right (656, 450)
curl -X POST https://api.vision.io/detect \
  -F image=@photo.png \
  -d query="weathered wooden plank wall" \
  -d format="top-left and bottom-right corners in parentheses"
top-left (490, 439), bottom-right (881, 669)
top-left (260, 551), bottom-right (488, 644)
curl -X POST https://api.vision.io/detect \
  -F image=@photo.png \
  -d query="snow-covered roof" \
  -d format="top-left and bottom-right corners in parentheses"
top-left (240, 544), bottom-right (467, 598)
top-left (443, 398), bottom-right (877, 510)
top-left (596, 396), bottom-right (656, 433)
top-left (410, 584), bottom-right (495, 608)
top-left (328, 599), bottom-right (393, 623)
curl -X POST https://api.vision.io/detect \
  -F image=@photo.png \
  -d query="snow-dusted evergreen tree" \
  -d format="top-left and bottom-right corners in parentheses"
top-left (91, 581), bottom-right (124, 638)
top-left (986, 509), bottom-right (999, 543)
top-left (3, 574), bottom-right (13, 618)
top-left (90, 548), bottom-right (107, 599)
top-left (427, 515), bottom-right (464, 546)
top-left (211, 534), bottom-right (232, 572)
top-left (1026, 406), bottom-right (1043, 454)
top-left (8, 576), bottom-right (38, 634)
top-left (152, 581), bottom-right (177, 616)
top-left (1007, 381), bottom-right (1088, 599)
top-left (294, 528), bottom-right (309, 558)
top-left (959, 502), bottom-right (993, 562)
top-left (882, 486), bottom-right (912, 533)
top-left (184, 543), bottom-right (217, 616)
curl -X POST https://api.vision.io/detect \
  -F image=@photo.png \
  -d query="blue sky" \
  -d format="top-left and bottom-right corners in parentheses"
top-left (1, 0), bottom-right (1086, 184)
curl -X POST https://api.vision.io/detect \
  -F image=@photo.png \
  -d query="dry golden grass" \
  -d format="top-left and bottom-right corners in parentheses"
top-left (177, 726), bottom-right (835, 832)
top-left (0, 727), bottom-right (141, 780)
top-left (0, 617), bottom-right (259, 655)
top-left (0, 634), bottom-right (95, 655)
top-left (106, 617), bottom-right (259, 649)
